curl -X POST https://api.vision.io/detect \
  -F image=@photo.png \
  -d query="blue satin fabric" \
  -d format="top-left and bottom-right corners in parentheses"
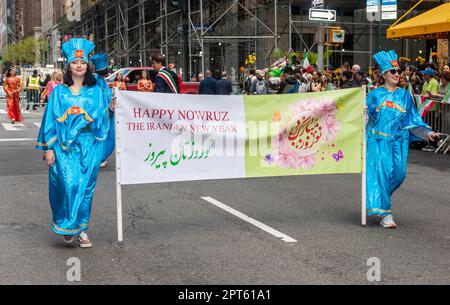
top-left (366, 87), bottom-right (431, 216)
top-left (36, 83), bottom-right (111, 235)
top-left (95, 75), bottom-right (116, 163)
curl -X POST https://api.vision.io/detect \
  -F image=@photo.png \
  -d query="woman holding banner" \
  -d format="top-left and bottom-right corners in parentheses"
top-left (366, 50), bottom-right (439, 228)
top-left (36, 38), bottom-right (114, 248)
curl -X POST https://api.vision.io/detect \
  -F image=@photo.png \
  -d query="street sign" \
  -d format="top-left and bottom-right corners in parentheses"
top-left (382, 0), bottom-right (397, 12)
top-left (312, 0), bottom-right (324, 8)
top-left (309, 8), bottom-right (336, 22)
top-left (382, 11), bottom-right (397, 20)
top-left (366, 0), bottom-right (379, 13)
top-left (381, 0), bottom-right (397, 20)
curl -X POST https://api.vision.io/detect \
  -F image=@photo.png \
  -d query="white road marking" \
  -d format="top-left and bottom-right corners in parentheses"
top-left (201, 196), bottom-right (298, 243)
top-left (0, 138), bottom-right (35, 142)
top-left (2, 123), bottom-right (25, 131)
top-left (34, 123), bottom-right (41, 128)
top-left (0, 109), bottom-right (6, 114)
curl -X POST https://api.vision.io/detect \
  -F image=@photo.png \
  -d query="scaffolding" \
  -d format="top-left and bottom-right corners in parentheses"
top-left (58, 0), bottom-right (287, 81)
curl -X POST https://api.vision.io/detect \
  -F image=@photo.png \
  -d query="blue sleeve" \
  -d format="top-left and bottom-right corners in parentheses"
top-left (402, 91), bottom-right (432, 140)
top-left (366, 90), bottom-right (378, 120)
top-left (36, 86), bottom-right (58, 150)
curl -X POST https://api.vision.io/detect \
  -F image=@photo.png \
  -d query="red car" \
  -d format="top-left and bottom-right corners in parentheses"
top-left (105, 67), bottom-right (199, 94)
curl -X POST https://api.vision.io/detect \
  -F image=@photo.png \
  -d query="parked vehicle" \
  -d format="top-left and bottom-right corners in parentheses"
top-left (105, 67), bottom-right (199, 94)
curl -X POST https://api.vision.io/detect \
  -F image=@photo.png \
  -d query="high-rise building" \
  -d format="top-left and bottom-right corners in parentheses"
top-left (14, 0), bottom-right (42, 41)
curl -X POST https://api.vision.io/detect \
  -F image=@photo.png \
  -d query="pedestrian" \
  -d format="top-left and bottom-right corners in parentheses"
top-left (26, 70), bottom-right (40, 111)
top-left (250, 70), bottom-right (269, 95)
top-left (40, 74), bottom-right (52, 107)
top-left (366, 50), bottom-right (438, 228)
top-left (428, 72), bottom-right (450, 102)
top-left (43, 70), bottom-right (64, 105)
top-left (151, 54), bottom-right (179, 94)
top-left (137, 70), bottom-right (154, 92)
top-left (216, 71), bottom-right (233, 95)
top-left (199, 70), bottom-right (217, 95)
top-left (91, 53), bottom-right (115, 168)
top-left (3, 68), bottom-right (23, 124)
top-left (36, 38), bottom-right (114, 247)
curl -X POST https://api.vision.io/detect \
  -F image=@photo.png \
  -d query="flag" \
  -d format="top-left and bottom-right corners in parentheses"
top-left (415, 95), bottom-right (435, 117)
top-left (302, 52), bottom-right (310, 69)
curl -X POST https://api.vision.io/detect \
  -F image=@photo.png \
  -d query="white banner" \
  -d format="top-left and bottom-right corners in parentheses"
top-left (115, 91), bottom-right (247, 185)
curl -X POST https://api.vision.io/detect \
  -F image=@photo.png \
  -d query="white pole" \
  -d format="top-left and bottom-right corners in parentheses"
top-left (115, 89), bottom-right (124, 242)
top-left (362, 86), bottom-right (367, 226)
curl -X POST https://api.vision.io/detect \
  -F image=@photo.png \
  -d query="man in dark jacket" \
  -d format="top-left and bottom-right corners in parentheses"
top-left (277, 67), bottom-right (299, 94)
top-left (340, 71), bottom-right (353, 89)
top-left (151, 54), bottom-right (180, 94)
top-left (199, 70), bottom-right (217, 95)
top-left (216, 72), bottom-right (233, 95)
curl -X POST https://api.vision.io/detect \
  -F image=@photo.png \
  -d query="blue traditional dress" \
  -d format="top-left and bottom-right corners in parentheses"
top-left (366, 50), bottom-right (432, 216)
top-left (36, 39), bottom-right (112, 236)
top-left (91, 53), bottom-right (115, 162)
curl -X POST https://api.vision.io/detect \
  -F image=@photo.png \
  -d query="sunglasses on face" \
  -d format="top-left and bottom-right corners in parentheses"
top-left (389, 69), bottom-right (400, 75)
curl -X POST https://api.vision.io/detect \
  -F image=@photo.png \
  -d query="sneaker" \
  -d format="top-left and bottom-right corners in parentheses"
top-left (380, 215), bottom-right (397, 229)
top-left (100, 161), bottom-right (107, 168)
top-left (421, 145), bottom-right (436, 152)
top-left (78, 232), bottom-right (93, 248)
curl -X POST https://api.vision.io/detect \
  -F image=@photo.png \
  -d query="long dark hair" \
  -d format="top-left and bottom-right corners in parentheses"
top-left (64, 62), bottom-right (97, 87)
top-left (6, 68), bottom-right (16, 77)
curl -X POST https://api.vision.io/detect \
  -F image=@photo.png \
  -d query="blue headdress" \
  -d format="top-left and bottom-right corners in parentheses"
top-left (61, 38), bottom-right (95, 64)
top-left (90, 53), bottom-right (109, 72)
top-left (373, 50), bottom-right (400, 74)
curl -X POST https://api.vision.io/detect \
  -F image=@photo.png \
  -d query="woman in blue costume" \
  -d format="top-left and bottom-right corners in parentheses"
top-left (367, 50), bottom-right (439, 228)
top-left (90, 53), bottom-right (115, 168)
top-left (36, 38), bottom-right (114, 247)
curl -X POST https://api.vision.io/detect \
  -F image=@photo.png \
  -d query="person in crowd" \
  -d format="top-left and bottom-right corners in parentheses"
top-left (310, 70), bottom-right (321, 92)
top-left (168, 63), bottom-right (184, 94)
top-left (250, 70), bottom-right (269, 95)
top-left (277, 67), bottom-right (299, 94)
top-left (151, 54), bottom-right (180, 94)
top-left (340, 71), bottom-right (353, 89)
top-left (137, 70), bottom-right (154, 92)
top-left (295, 72), bottom-right (308, 93)
top-left (216, 71), bottom-right (233, 95)
top-left (3, 68), bottom-right (23, 124)
top-left (398, 75), bottom-right (408, 89)
top-left (351, 64), bottom-right (361, 80)
top-left (319, 74), bottom-right (333, 91)
top-left (36, 38), bottom-right (114, 247)
top-left (421, 68), bottom-right (439, 98)
top-left (366, 50), bottom-right (438, 229)
top-left (111, 72), bottom-right (127, 91)
top-left (26, 69), bottom-right (40, 111)
top-left (443, 64), bottom-right (450, 74)
top-left (198, 73), bottom-right (205, 82)
top-left (244, 69), bottom-right (257, 95)
top-left (428, 72), bottom-right (450, 102)
top-left (199, 70), bottom-right (218, 95)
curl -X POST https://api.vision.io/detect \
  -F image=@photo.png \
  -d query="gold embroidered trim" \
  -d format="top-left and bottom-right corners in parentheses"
top-left (375, 101), bottom-right (406, 113)
top-left (52, 222), bottom-right (89, 234)
top-left (371, 130), bottom-right (392, 137)
top-left (57, 106), bottom-right (94, 123)
top-left (36, 136), bottom-right (58, 147)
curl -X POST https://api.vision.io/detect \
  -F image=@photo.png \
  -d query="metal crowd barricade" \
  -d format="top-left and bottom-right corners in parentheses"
top-left (422, 100), bottom-right (450, 155)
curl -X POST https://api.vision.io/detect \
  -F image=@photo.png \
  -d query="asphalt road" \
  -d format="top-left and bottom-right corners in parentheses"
top-left (0, 108), bottom-right (449, 285)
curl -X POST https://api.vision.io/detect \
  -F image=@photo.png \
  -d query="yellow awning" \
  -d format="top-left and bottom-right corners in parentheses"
top-left (387, 3), bottom-right (450, 39)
